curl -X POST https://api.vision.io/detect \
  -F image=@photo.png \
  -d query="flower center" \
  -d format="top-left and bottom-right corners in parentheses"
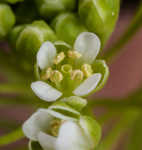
top-left (41, 50), bottom-right (94, 95)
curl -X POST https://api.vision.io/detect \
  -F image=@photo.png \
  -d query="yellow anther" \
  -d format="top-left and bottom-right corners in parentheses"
top-left (71, 70), bottom-right (84, 81)
top-left (50, 70), bottom-right (63, 83)
top-left (81, 64), bottom-right (93, 78)
top-left (51, 119), bottom-right (61, 137)
top-left (41, 67), bottom-right (53, 80)
top-left (68, 50), bottom-right (82, 59)
top-left (61, 64), bottom-right (72, 74)
top-left (54, 52), bottom-right (65, 65)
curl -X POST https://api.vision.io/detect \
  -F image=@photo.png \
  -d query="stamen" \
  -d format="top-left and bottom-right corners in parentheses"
top-left (51, 119), bottom-right (61, 137)
top-left (81, 64), bottom-right (93, 78)
top-left (71, 70), bottom-right (84, 81)
top-left (50, 70), bottom-right (63, 83)
top-left (54, 52), bottom-right (65, 65)
top-left (41, 67), bottom-right (53, 80)
top-left (61, 64), bottom-right (72, 74)
top-left (68, 50), bottom-right (82, 59)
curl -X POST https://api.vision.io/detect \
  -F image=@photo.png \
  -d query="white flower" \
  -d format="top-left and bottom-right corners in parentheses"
top-left (31, 32), bottom-right (102, 102)
top-left (23, 104), bottom-right (101, 150)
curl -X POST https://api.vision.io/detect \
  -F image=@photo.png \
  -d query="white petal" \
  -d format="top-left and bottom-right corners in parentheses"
top-left (31, 81), bottom-right (62, 102)
top-left (37, 41), bottom-right (57, 69)
top-left (38, 132), bottom-right (56, 150)
top-left (73, 73), bottom-right (102, 96)
top-left (74, 32), bottom-right (101, 64)
top-left (56, 121), bottom-right (90, 150)
top-left (22, 109), bottom-right (53, 141)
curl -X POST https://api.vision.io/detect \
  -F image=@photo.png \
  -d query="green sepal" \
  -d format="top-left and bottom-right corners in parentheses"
top-left (79, 116), bottom-right (102, 148)
top-left (51, 13), bottom-right (87, 45)
top-left (54, 41), bottom-right (71, 52)
top-left (61, 96), bottom-right (87, 112)
top-left (0, 3), bottom-right (15, 40)
top-left (35, 0), bottom-right (76, 18)
top-left (49, 101), bottom-right (80, 120)
top-left (79, 0), bottom-right (120, 45)
top-left (29, 141), bottom-right (43, 150)
top-left (92, 59), bottom-right (109, 93)
top-left (16, 20), bottom-right (57, 56)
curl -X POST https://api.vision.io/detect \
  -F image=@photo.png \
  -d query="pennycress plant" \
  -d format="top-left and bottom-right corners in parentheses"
top-left (0, 0), bottom-right (120, 150)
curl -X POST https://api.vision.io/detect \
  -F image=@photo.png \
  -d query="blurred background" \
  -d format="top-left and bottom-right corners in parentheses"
top-left (0, 0), bottom-right (142, 150)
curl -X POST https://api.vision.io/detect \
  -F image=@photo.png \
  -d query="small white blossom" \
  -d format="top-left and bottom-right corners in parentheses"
top-left (31, 32), bottom-right (102, 102)
top-left (23, 105), bottom-right (101, 150)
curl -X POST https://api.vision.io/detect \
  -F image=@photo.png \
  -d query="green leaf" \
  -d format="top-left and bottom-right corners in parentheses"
top-left (29, 141), bottom-right (43, 150)
top-left (92, 59), bottom-right (109, 93)
top-left (126, 113), bottom-right (142, 150)
top-left (51, 13), bottom-right (87, 45)
top-left (0, 128), bottom-right (24, 147)
top-left (79, 0), bottom-right (120, 45)
top-left (0, 3), bottom-right (15, 40)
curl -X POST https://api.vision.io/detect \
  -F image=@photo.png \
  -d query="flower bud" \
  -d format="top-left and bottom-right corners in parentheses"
top-left (8, 24), bottom-right (27, 49)
top-left (16, 20), bottom-right (57, 56)
top-left (51, 13), bottom-right (87, 45)
top-left (1, 0), bottom-right (23, 4)
top-left (79, 0), bottom-right (120, 45)
top-left (0, 4), bottom-right (15, 40)
top-left (35, 0), bottom-right (76, 18)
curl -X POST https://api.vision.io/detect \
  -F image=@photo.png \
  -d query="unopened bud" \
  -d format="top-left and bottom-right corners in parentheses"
top-left (82, 64), bottom-right (93, 78)
top-left (54, 52), bottom-right (65, 65)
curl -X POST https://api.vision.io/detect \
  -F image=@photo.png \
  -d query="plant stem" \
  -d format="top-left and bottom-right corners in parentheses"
top-left (0, 127), bottom-right (24, 147)
top-left (96, 110), bottom-right (140, 150)
top-left (103, 3), bottom-right (142, 63)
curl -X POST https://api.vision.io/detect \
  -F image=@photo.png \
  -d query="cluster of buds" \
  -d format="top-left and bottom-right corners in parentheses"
top-left (0, 0), bottom-right (119, 149)
top-left (23, 32), bottom-right (109, 150)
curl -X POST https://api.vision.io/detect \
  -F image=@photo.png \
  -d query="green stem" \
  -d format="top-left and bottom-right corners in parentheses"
top-left (0, 127), bottom-right (24, 147)
top-left (103, 3), bottom-right (142, 63)
top-left (96, 110), bottom-right (140, 150)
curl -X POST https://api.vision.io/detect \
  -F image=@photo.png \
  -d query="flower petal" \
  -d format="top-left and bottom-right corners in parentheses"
top-left (38, 132), bottom-right (56, 150)
top-left (37, 41), bottom-right (56, 69)
top-left (31, 81), bottom-right (62, 102)
top-left (22, 109), bottom-right (53, 141)
top-left (73, 73), bottom-right (102, 96)
top-left (56, 121), bottom-right (90, 150)
top-left (74, 32), bottom-right (101, 64)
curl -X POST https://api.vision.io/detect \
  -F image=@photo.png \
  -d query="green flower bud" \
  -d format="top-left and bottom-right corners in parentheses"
top-left (0, 4), bottom-right (15, 40)
top-left (35, 0), bottom-right (76, 18)
top-left (79, 0), bottom-right (120, 45)
top-left (8, 24), bottom-right (27, 49)
top-left (16, 20), bottom-right (57, 56)
top-left (1, 0), bottom-right (23, 4)
top-left (51, 13), bottom-right (87, 45)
